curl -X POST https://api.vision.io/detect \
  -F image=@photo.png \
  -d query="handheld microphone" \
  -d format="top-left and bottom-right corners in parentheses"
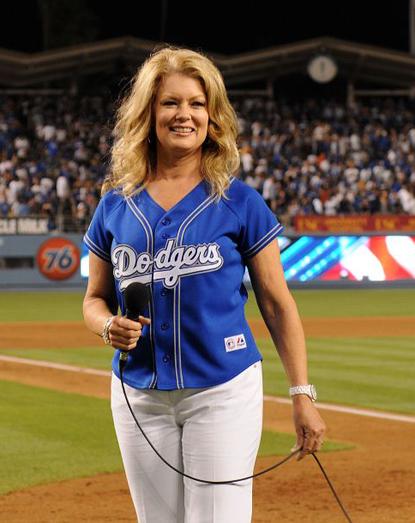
top-left (119, 282), bottom-right (150, 367)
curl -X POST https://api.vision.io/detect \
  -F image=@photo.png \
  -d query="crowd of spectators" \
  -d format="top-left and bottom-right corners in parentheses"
top-left (0, 95), bottom-right (112, 231)
top-left (235, 96), bottom-right (415, 225)
top-left (1, 93), bottom-right (415, 232)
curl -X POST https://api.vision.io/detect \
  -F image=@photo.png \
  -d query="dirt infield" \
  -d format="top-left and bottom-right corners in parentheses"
top-left (1, 318), bottom-right (414, 522)
top-left (1, 315), bottom-right (414, 351)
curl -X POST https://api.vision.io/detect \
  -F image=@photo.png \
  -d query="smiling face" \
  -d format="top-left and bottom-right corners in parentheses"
top-left (153, 73), bottom-right (209, 157)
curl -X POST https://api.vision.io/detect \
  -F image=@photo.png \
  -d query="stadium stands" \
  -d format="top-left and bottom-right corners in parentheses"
top-left (1, 94), bottom-right (414, 231)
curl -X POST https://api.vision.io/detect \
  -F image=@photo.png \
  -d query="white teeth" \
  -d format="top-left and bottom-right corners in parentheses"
top-left (171, 127), bottom-right (193, 132)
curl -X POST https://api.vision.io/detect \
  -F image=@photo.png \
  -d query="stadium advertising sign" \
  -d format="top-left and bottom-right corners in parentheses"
top-left (295, 215), bottom-right (415, 233)
top-left (36, 237), bottom-right (80, 281)
top-left (0, 218), bottom-right (49, 234)
top-left (280, 235), bottom-right (415, 282)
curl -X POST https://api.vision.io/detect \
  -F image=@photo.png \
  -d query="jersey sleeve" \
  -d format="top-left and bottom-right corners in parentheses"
top-left (83, 195), bottom-right (113, 263)
top-left (239, 188), bottom-right (284, 259)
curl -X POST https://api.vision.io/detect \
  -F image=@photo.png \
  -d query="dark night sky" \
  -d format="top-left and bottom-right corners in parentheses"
top-left (1, 0), bottom-right (411, 55)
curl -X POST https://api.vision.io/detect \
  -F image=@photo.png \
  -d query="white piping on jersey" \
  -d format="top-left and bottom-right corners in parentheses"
top-left (175, 178), bottom-right (235, 244)
top-left (243, 223), bottom-right (284, 258)
top-left (174, 194), bottom-right (217, 388)
top-left (126, 197), bottom-right (153, 244)
top-left (126, 197), bottom-right (157, 388)
top-left (84, 233), bottom-right (111, 262)
top-left (173, 178), bottom-right (236, 388)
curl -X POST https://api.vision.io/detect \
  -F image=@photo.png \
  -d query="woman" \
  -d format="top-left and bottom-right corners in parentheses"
top-left (83, 46), bottom-right (326, 523)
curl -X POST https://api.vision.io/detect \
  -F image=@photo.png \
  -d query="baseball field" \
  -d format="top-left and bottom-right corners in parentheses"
top-left (0, 288), bottom-right (414, 522)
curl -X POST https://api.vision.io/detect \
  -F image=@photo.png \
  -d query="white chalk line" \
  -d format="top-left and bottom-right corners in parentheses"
top-left (0, 354), bottom-right (414, 424)
top-left (263, 395), bottom-right (415, 423)
top-left (0, 354), bottom-right (111, 377)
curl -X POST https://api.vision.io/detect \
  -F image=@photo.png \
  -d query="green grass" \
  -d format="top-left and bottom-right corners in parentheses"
top-left (0, 380), bottom-right (352, 495)
top-left (0, 380), bottom-right (121, 495)
top-left (1, 289), bottom-right (414, 322)
top-left (0, 292), bottom-right (85, 322)
top-left (258, 430), bottom-right (353, 457)
top-left (245, 288), bottom-right (415, 318)
top-left (260, 336), bottom-right (415, 414)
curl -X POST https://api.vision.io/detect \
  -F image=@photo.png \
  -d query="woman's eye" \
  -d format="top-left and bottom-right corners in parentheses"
top-left (161, 100), bottom-right (205, 107)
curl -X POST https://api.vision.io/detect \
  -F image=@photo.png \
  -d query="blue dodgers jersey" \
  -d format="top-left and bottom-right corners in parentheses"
top-left (84, 177), bottom-right (284, 390)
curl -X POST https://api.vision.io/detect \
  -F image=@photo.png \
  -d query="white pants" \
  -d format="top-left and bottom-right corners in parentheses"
top-left (111, 361), bottom-right (263, 523)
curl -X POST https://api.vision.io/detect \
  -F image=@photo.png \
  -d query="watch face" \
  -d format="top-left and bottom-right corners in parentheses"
top-left (310, 385), bottom-right (317, 401)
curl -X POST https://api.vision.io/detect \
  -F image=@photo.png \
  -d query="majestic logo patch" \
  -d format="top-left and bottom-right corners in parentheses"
top-left (224, 334), bottom-right (247, 352)
top-left (112, 238), bottom-right (223, 290)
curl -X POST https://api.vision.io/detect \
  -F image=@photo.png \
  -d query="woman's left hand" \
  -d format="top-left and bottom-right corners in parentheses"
top-left (291, 395), bottom-right (326, 460)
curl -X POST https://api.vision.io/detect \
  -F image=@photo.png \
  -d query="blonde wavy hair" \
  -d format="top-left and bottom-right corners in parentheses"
top-left (102, 46), bottom-right (240, 199)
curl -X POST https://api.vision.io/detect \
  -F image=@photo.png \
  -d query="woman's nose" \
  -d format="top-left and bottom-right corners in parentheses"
top-left (174, 105), bottom-right (191, 121)
top-left (175, 113), bottom-right (191, 122)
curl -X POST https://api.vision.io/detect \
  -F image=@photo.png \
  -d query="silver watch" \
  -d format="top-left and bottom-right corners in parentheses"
top-left (289, 384), bottom-right (317, 402)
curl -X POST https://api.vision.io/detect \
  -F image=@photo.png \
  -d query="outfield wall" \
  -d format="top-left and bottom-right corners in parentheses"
top-left (0, 234), bottom-right (84, 289)
top-left (0, 233), bottom-right (414, 289)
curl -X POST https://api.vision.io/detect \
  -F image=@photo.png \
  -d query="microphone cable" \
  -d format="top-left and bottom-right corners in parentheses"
top-left (119, 359), bottom-right (353, 522)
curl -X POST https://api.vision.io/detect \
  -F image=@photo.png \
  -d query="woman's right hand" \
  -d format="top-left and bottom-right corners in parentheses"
top-left (108, 315), bottom-right (151, 351)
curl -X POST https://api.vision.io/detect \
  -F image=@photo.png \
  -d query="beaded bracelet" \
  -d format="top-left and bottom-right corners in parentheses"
top-left (102, 316), bottom-right (114, 345)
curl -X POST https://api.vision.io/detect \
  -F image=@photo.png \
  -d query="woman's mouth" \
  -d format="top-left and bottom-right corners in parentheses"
top-left (170, 127), bottom-right (195, 135)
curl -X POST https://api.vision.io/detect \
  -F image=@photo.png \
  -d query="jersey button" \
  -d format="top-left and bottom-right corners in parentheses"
top-left (161, 322), bottom-right (169, 330)
top-left (161, 289), bottom-right (168, 296)
top-left (162, 355), bottom-right (171, 363)
top-left (162, 233), bottom-right (169, 239)
top-left (161, 218), bottom-right (171, 226)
